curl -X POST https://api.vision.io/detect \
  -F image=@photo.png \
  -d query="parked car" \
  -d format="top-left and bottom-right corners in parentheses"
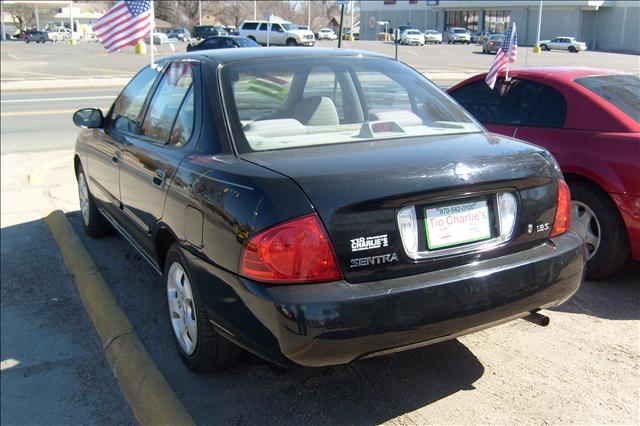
top-left (167, 28), bottom-right (190, 41)
top-left (445, 27), bottom-right (471, 44)
top-left (400, 29), bottom-right (425, 46)
top-left (145, 32), bottom-right (169, 45)
top-left (472, 28), bottom-right (497, 44)
top-left (72, 47), bottom-right (583, 373)
top-left (186, 35), bottom-right (259, 51)
top-left (239, 20), bottom-right (315, 46)
top-left (539, 37), bottom-right (587, 53)
top-left (448, 68), bottom-right (639, 279)
top-left (25, 30), bottom-right (55, 43)
top-left (482, 34), bottom-right (504, 53)
top-left (225, 26), bottom-right (238, 35)
top-left (317, 28), bottom-right (337, 40)
top-left (192, 25), bottom-right (227, 40)
top-left (423, 29), bottom-right (442, 44)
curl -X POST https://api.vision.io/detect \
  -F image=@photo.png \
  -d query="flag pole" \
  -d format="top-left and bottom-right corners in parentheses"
top-left (150, 0), bottom-right (155, 67)
top-left (505, 22), bottom-right (516, 82)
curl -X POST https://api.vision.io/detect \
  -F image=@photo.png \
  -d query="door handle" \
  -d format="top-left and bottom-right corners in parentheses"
top-left (111, 150), bottom-right (122, 164)
top-left (152, 169), bottom-right (166, 188)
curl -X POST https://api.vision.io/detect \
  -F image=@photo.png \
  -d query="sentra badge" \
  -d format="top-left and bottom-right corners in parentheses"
top-left (350, 252), bottom-right (398, 268)
top-left (351, 234), bottom-right (389, 252)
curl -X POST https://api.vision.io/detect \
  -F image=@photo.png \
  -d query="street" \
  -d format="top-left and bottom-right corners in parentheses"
top-left (1, 38), bottom-right (639, 425)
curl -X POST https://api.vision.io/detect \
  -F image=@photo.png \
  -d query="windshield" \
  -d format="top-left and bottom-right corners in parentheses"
top-left (575, 74), bottom-right (640, 123)
top-left (489, 35), bottom-right (503, 41)
top-left (425, 30), bottom-right (437, 34)
top-left (453, 29), bottom-right (467, 34)
top-left (281, 23), bottom-right (298, 31)
top-left (406, 30), bottom-right (421, 35)
top-left (222, 57), bottom-right (482, 153)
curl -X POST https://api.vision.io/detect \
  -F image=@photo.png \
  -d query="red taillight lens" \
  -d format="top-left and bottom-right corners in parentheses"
top-left (551, 180), bottom-right (571, 237)
top-left (240, 213), bottom-right (343, 284)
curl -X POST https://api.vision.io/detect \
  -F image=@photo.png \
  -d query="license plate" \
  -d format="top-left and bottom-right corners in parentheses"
top-left (425, 200), bottom-right (491, 250)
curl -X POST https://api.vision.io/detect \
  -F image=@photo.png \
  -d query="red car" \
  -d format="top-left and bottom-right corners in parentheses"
top-left (448, 68), bottom-right (639, 279)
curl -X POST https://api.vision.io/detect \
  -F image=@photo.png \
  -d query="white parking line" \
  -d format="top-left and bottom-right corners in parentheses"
top-left (1, 96), bottom-right (116, 104)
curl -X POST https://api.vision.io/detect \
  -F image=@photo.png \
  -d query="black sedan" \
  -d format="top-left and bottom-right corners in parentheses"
top-left (186, 35), bottom-right (259, 52)
top-left (72, 48), bottom-right (585, 373)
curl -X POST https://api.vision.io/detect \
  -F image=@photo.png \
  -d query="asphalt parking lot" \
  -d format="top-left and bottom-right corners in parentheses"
top-left (1, 38), bottom-right (639, 425)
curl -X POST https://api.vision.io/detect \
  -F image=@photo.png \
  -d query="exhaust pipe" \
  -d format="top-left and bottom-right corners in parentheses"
top-left (523, 311), bottom-right (550, 327)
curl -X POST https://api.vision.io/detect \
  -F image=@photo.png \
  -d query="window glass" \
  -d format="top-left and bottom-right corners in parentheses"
top-left (110, 66), bottom-right (160, 134)
top-left (575, 74), bottom-right (640, 123)
top-left (141, 63), bottom-right (193, 142)
top-left (259, 23), bottom-right (267, 31)
top-left (242, 22), bottom-right (258, 30)
top-left (302, 67), bottom-right (345, 122)
top-left (524, 85), bottom-right (567, 128)
top-left (450, 79), bottom-right (543, 125)
top-left (168, 88), bottom-right (195, 146)
top-left (203, 38), bottom-right (221, 48)
top-left (237, 37), bottom-right (259, 47)
top-left (271, 24), bottom-right (283, 32)
top-left (223, 57), bottom-right (481, 152)
top-left (230, 70), bottom-right (293, 122)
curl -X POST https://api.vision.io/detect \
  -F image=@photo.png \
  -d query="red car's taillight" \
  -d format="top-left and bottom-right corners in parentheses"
top-left (551, 180), bottom-right (571, 237)
top-left (240, 213), bottom-right (343, 284)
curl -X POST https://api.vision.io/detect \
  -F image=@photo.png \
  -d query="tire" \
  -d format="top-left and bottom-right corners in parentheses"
top-left (285, 38), bottom-right (297, 46)
top-left (540, 44), bottom-right (548, 51)
top-left (569, 182), bottom-right (630, 280)
top-left (76, 166), bottom-right (112, 238)
top-left (568, 46), bottom-right (577, 53)
top-left (165, 243), bottom-right (241, 373)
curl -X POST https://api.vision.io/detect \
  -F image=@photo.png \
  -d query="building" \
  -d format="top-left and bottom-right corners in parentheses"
top-left (360, 0), bottom-right (640, 54)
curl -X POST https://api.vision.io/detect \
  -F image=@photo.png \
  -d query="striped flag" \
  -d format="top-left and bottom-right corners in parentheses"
top-left (93, 1), bottom-right (152, 53)
top-left (485, 23), bottom-right (518, 90)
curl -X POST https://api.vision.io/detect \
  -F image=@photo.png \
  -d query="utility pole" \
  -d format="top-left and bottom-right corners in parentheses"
top-left (337, 4), bottom-right (345, 47)
top-left (308, 0), bottom-right (311, 29)
top-left (254, 1), bottom-right (257, 20)
top-left (534, 0), bottom-right (543, 53)
top-left (198, 0), bottom-right (202, 26)
top-left (351, 1), bottom-right (355, 39)
top-left (0, 0), bottom-right (5, 41)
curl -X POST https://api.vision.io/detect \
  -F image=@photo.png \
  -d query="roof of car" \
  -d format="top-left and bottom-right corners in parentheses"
top-left (172, 47), bottom-right (389, 64)
top-left (452, 67), bottom-right (624, 86)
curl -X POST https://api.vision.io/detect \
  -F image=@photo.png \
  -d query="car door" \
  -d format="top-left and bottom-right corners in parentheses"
top-left (449, 78), bottom-right (543, 138)
top-left (87, 65), bottom-right (161, 219)
top-left (548, 38), bottom-right (561, 50)
top-left (258, 22), bottom-right (268, 44)
top-left (118, 61), bottom-right (197, 251)
top-left (270, 23), bottom-right (285, 44)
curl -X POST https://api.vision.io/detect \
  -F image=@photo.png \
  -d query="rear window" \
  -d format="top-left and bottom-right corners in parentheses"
top-left (453, 29), bottom-right (467, 33)
top-left (574, 74), bottom-right (640, 123)
top-left (222, 57), bottom-right (481, 153)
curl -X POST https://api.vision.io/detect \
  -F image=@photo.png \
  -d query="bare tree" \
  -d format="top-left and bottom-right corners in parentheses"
top-left (5, 4), bottom-right (35, 31)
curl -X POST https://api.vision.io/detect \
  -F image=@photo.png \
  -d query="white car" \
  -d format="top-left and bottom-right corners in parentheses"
top-left (539, 37), bottom-right (587, 53)
top-left (239, 20), bottom-right (315, 46)
top-left (317, 28), bottom-right (337, 40)
top-left (445, 27), bottom-right (470, 44)
top-left (400, 29), bottom-right (425, 46)
top-left (145, 32), bottom-right (169, 45)
top-left (424, 30), bottom-right (442, 44)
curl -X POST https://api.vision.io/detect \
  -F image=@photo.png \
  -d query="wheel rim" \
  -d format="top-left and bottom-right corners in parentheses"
top-left (570, 200), bottom-right (601, 261)
top-left (167, 262), bottom-right (198, 355)
top-left (78, 172), bottom-right (90, 226)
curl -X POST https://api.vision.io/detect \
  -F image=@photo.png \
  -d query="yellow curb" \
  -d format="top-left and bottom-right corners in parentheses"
top-left (45, 210), bottom-right (194, 426)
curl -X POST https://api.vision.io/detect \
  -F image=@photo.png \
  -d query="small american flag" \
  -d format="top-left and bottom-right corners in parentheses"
top-left (485, 23), bottom-right (518, 90)
top-left (94, 1), bottom-right (152, 53)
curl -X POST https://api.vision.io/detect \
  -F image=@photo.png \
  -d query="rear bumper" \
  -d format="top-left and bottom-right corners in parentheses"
top-left (610, 192), bottom-right (640, 260)
top-left (188, 232), bottom-right (585, 368)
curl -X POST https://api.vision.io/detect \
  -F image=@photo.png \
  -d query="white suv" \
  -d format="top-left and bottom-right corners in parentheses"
top-left (239, 21), bottom-right (315, 46)
top-left (317, 28), bottom-right (337, 40)
top-left (445, 27), bottom-right (471, 44)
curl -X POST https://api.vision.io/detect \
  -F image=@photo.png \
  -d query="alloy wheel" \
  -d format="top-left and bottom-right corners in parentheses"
top-left (78, 172), bottom-right (90, 226)
top-left (167, 262), bottom-right (198, 355)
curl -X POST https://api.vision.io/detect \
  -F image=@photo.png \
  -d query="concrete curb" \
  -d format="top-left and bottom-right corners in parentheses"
top-left (45, 210), bottom-right (194, 426)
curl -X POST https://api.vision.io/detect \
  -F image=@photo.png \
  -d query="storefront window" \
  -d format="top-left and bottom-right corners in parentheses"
top-left (484, 10), bottom-right (511, 33)
top-left (446, 10), bottom-right (479, 32)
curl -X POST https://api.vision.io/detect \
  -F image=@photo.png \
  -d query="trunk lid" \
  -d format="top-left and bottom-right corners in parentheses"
top-left (242, 133), bottom-right (560, 283)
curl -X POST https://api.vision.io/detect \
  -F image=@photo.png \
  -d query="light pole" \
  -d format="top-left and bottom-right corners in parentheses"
top-left (308, 0), bottom-right (311, 29)
top-left (534, 0), bottom-right (543, 53)
top-left (198, 0), bottom-right (202, 26)
top-left (254, 1), bottom-right (257, 20)
top-left (0, 0), bottom-right (5, 41)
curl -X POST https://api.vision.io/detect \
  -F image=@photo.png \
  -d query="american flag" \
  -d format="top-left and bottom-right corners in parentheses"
top-left (93, 1), bottom-right (152, 53)
top-left (485, 23), bottom-right (518, 90)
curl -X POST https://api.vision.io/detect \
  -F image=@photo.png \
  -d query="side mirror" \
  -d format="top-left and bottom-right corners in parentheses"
top-left (73, 108), bottom-right (104, 129)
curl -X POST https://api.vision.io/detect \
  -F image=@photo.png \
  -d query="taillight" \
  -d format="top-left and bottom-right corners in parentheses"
top-left (240, 213), bottom-right (343, 284)
top-left (551, 180), bottom-right (571, 237)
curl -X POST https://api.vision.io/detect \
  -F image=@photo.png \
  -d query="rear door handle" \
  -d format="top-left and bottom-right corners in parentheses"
top-left (152, 169), bottom-right (166, 188)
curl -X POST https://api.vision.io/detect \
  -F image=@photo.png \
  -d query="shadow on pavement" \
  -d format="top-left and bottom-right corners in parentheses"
top-left (67, 211), bottom-right (485, 426)
top-left (550, 260), bottom-right (640, 321)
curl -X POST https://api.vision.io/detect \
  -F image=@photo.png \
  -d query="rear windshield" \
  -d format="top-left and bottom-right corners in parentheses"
top-left (575, 74), bottom-right (640, 123)
top-left (453, 29), bottom-right (467, 33)
top-left (221, 57), bottom-right (481, 153)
